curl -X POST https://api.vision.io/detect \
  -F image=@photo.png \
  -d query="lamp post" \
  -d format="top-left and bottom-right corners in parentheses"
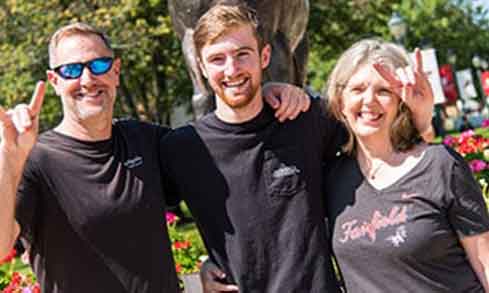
top-left (388, 12), bottom-right (407, 46)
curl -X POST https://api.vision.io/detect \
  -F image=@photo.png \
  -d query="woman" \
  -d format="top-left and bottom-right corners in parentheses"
top-left (325, 39), bottom-right (489, 292)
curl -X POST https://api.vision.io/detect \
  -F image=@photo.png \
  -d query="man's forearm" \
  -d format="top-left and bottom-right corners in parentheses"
top-left (0, 82), bottom-right (44, 258)
top-left (0, 151), bottom-right (23, 258)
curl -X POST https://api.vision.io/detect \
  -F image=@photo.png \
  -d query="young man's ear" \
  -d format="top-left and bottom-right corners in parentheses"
top-left (260, 44), bottom-right (272, 69)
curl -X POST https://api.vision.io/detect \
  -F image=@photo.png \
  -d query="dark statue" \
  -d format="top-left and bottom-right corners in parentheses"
top-left (168, 0), bottom-right (310, 118)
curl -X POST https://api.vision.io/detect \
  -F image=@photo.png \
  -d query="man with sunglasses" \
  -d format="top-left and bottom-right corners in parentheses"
top-left (0, 22), bottom-right (181, 293)
top-left (0, 22), bottom-right (310, 293)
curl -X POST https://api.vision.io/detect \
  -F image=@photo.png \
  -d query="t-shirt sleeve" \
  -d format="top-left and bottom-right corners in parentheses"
top-left (447, 155), bottom-right (489, 238)
top-left (158, 130), bottom-right (182, 207)
top-left (15, 157), bottom-right (41, 246)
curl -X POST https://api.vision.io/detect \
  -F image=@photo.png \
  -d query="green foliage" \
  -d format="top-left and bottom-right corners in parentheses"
top-left (307, 0), bottom-right (489, 93)
top-left (0, 256), bottom-right (36, 290)
top-left (166, 212), bottom-right (207, 274)
top-left (397, 0), bottom-right (489, 68)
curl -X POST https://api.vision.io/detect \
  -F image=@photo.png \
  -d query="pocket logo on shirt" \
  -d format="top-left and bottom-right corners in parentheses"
top-left (272, 164), bottom-right (301, 178)
top-left (124, 156), bottom-right (143, 169)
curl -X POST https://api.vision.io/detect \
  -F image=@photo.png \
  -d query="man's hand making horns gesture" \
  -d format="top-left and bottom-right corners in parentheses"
top-left (0, 81), bottom-right (45, 160)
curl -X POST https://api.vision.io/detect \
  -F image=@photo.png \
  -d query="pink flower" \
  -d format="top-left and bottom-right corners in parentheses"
top-left (33, 285), bottom-right (41, 293)
top-left (443, 135), bottom-right (456, 146)
top-left (165, 212), bottom-right (178, 225)
top-left (482, 119), bottom-right (489, 128)
top-left (459, 130), bottom-right (475, 142)
top-left (469, 159), bottom-right (487, 173)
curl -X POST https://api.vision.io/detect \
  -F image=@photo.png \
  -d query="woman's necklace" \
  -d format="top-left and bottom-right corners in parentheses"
top-left (361, 152), bottom-right (403, 180)
top-left (368, 161), bottom-right (385, 180)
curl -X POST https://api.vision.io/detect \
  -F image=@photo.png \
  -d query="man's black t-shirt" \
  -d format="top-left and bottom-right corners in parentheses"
top-left (161, 100), bottom-right (344, 292)
top-left (326, 145), bottom-right (489, 292)
top-left (16, 120), bottom-right (179, 293)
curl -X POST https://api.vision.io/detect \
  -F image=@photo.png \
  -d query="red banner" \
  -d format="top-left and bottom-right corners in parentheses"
top-left (439, 64), bottom-right (458, 104)
top-left (481, 71), bottom-right (489, 96)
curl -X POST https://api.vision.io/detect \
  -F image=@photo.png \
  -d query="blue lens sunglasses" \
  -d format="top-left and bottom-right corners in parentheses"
top-left (53, 57), bottom-right (114, 79)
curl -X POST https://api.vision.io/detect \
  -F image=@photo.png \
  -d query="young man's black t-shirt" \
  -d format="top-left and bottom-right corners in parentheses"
top-left (161, 100), bottom-right (344, 292)
top-left (16, 120), bottom-right (179, 293)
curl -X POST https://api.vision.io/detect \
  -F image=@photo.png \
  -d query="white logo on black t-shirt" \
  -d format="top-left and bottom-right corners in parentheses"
top-left (124, 156), bottom-right (143, 168)
top-left (273, 165), bottom-right (300, 178)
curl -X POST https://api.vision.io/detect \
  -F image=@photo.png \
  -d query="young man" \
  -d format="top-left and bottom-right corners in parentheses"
top-left (0, 22), bottom-right (306, 292)
top-left (160, 4), bottom-right (344, 292)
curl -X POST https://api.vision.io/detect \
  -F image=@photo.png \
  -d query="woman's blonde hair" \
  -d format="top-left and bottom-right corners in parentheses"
top-left (326, 38), bottom-right (421, 154)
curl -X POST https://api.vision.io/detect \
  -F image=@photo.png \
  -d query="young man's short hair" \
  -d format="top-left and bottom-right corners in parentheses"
top-left (193, 3), bottom-right (265, 59)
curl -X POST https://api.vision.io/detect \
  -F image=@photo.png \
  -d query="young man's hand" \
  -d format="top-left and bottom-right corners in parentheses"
top-left (200, 259), bottom-right (239, 292)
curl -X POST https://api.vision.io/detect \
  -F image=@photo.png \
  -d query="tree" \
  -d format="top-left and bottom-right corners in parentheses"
top-left (307, 0), bottom-right (489, 93)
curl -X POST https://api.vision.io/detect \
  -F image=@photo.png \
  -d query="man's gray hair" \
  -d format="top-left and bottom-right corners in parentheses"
top-left (48, 22), bottom-right (113, 68)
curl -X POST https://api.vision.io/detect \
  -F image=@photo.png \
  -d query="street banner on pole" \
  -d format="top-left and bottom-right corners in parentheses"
top-left (455, 69), bottom-right (478, 100)
top-left (439, 64), bottom-right (458, 104)
top-left (410, 49), bottom-right (446, 104)
top-left (480, 71), bottom-right (489, 97)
